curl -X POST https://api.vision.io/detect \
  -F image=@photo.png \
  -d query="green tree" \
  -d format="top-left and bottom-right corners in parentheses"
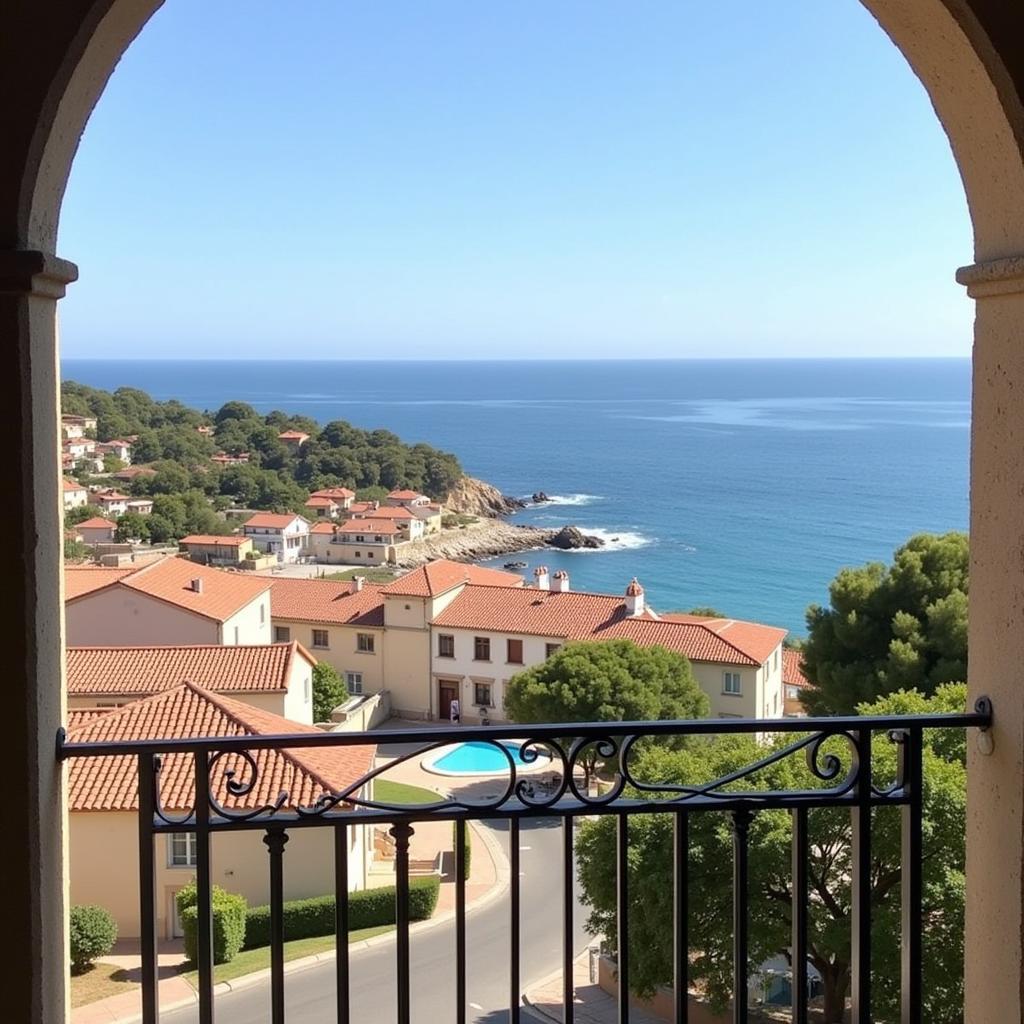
top-left (66, 503), bottom-right (104, 527)
top-left (801, 532), bottom-right (968, 715)
top-left (312, 662), bottom-right (348, 722)
top-left (504, 639), bottom-right (709, 786)
top-left (574, 684), bottom-right (968, 1024)
top-left (115, 511), bottom-right (150, 542)
top-left (102, 453), bottom-right (125, 474)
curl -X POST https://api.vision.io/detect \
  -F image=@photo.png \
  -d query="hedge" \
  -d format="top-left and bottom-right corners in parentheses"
top-left (244, 876), bottom-right (440, 950)
top-left (452, 821), bottom-right (472, 882)
top-left (177, 881), bottom-right (248, 964)
top-left (69, 905), bottom-right (118, 974)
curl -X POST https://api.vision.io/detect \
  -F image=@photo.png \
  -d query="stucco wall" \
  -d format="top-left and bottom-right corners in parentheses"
top-left (220, 592), bottom-right (272, 646)
top-left (273, 618), bottom-right (384, 700)
top-left (66, 588), bottom-right (221, 646)
top-left (382, 627), bottom-right (432, 718)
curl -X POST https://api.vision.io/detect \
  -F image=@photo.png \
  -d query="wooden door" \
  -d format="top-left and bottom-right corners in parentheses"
top-left (438, 681), bottom-right (458, 720)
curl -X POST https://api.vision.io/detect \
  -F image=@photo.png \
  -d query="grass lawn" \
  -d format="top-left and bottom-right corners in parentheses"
top-left (374, 779), bottom-right (441, 805)
top-left (320, 567), bottom-right (398, 583)
top-left (181, 925), bottom-right (394, 987)
top-left (70, 962), bottom-right (139, 1008)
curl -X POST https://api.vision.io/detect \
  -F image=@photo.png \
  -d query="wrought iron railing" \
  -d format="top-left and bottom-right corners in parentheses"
top-left (58, 700), bottom-right (992, 1024)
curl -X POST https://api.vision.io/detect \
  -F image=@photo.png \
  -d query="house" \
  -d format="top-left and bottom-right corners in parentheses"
top-left (74, 517), bottom-right (117, 545)
top-left (62, 437), bottom-right (95, 459)
top-left (311, 486), bottom-right (355, 507)
top-left (270, 577), bottom-right (385, 699)
top-left (65, 557), bottom-right (272, 646)
top-left (305, 487), bottom-right (357, 519)
top-left (179, 533), bottom-right (256, 565)
top-left (92, 489), bottom-right (131, 516)
top-left (318, 517), bottom-right (404, 565)
top-left (67, 682), bottom-right (374, 939)
top-left (428, 571), bottom-right (788, 723)
top-left (386, 489), bottom-right (430, 508)
top-left (278, 429), bottom-right (310, 448)
top-left (782, 648), bottom-right (809, 716)
top-left (410, 503), bottom-right (444, 535)
top-left (125, 497), bottom-right (153, 516)
top-left (66, 641), bottom-right (316, 723)
top-left (349, 504), bottom-right (425, 540)
top-left (62, 477), bottom-right (88, 510)
top-left (211, 451), bottom-right (250, 466)
top-left (196, 424), bottom-right (214, 436)
top-left (112, 465), bottom-right (157, 484)
top-left (96, 438), bottom-right (132, 463)
top-left (241, 512), bottom-right (310, 564)
top-left (61, 413), bottom-right (97, 439)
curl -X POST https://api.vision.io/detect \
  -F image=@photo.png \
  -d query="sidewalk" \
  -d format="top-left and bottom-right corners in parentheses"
top-left (525, 952), bottom-right (664, 1024)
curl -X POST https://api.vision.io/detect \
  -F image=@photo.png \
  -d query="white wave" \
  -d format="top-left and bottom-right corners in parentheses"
top-left (566, 528), bottom-right (653, 552)
top-left (526, 493), bottom-right (604, 506)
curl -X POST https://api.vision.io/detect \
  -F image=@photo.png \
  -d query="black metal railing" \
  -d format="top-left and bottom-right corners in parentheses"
top-left (57, 700), bottom-right (992, 1024)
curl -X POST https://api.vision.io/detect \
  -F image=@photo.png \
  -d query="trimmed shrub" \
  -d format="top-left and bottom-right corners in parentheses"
top-left (244, 876), bottom-right (440, 949)
top-left (452, 821), bottom-right (472, 882)
top-left (69, 905), bottom-right (118, 974)
top-left (178, 883), bottom-right (247, 965)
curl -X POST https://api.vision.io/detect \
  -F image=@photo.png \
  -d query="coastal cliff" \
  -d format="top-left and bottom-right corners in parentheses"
top-left (444, 475), bottom-right (525, 518)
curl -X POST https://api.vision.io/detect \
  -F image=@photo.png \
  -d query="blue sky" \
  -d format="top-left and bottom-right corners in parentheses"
top-left (58, 1), bottom-right (974, 360)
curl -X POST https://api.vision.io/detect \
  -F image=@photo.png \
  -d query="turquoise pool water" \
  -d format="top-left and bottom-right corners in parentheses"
top-left (429, 741), bottom-right (545, 775)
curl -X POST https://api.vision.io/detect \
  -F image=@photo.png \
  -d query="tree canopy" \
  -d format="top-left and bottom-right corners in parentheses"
top-left (312, 663), bottom-right (348, 723)
top-left (574, 684), bottom-right (968, 1024)
top-left (800, 532), bottom-right (968, 715)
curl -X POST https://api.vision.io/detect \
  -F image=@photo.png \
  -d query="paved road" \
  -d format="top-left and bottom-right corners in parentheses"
top-left (166, 819), bottom-right (590, 1024)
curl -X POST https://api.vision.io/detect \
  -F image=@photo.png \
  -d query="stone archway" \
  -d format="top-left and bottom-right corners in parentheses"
top-left (3, 2), bottom-right (1024, 1020)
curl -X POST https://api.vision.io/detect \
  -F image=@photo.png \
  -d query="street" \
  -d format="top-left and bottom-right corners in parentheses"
top-left (165, 819), bottom-right (591, 1024)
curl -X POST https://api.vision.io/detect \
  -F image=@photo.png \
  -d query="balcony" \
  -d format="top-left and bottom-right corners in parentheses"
top-left (58, 705), bottom-right (991, 1024)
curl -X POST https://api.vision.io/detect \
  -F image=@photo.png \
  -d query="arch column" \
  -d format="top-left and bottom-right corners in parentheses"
top-left (958, 256), bottom-right (1024, 1024)
top-left (0, 248), bottom-right (77, 1024)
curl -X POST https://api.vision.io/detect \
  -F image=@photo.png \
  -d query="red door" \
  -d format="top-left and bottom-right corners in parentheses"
top-left (438, 681), bottom-right (458, 721)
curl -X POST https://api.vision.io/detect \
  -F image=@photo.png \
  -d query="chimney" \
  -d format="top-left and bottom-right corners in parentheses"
top-left (353, 575), bottom-right (365, 592)
top-left (624, 577), bottom-right (644, 617)
top-left (551, 570), bottom-right (570, 593)
top-left (190, 578), bottom-right (204, 594)
top-left (372, 500), bottom-right (379, 511)
top-left (533, 566), bottom-right (550, 591)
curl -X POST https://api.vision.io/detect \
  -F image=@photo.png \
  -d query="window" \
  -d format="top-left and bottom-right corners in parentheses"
top-left (346, 672), bottom-right (363, 695)
top-left (260, 603), bottom-right (266, 625)
top-left (233, 626), bottom-right (239, 645)
top-left (168, 832), bottom-right (197, 867)
top-left (506, 638), bottom-right (524, 664)
top-left (438, 634), bottom-right (455, 658)
top-left (368, 550), bottom-right (375, 557)
top-left (357, 633), bottom-right (375, 653)
top-left (774, 648), bottom-right (779, 671)
top-left (312, 629), bottom-right (329, 649)
top-left (354, 551), bottom-right (361, 557)
top-left (723, 671), bottom-right (742, 695)
top-left (786, 685), bottom-right (800, 700)
top-left (545, 643), bottom-right (562, 658)
top-left (356, 534), bottom-right (365, 543)
top-left (274, 625), bottom-right (291, 643)
top-left (474, 682), bottom-right (492, 707)
top-left (304, 675), bottom-right (310, 701)
top-left (474, 636), bottom-right (491, 661)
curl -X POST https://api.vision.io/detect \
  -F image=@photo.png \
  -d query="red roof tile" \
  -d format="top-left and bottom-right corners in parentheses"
top-left (243, 513), bottom-right (309, 530)
top-left (311, 487), bottom-right (355, 500)
top-left (270, 578), bottom-right (385, 627)
top-left (67, 641), bottom-right (312, 696)
top-left (65, 567), bottom-right (135, 599)
top-left (387, 489), bottom-right (426, 500)
top-left (63, 478), bottom-right (86, 492)
top-left (75, 517), bottom-right (117, 530)
top-left (380, 559), bottom-right (524, 598)
top-left (783, 648), bottom-right (809, 688)
top-left (179, 534), bottom-right (250, 547)
top-left (66, 683), bottom-right (375, 812)
top-left (352, 506), bottom-right (416, 520)
top-left (335, 518), bottom-right (402, 537)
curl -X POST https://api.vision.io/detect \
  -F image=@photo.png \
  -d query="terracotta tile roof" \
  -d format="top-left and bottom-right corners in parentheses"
top-left (65, 557), bottom-right (270, 623)
top-left (309, 521), bottom-right (338, 535)
top-left (67, 641), bottom-right (312, 696)
top-left (304, 496), bottom-right (337, 508)
top-left (65, 566), bottom-right (135, 599)
top-left (63, 478), bottom-right (86, 492)
top-left (66, 682), bottom-right (376, 813)
top-left (243, 513), bottom-right (309, 530)
top-left (311, 487), bottom-right (355, 500)
top-left (113, 466), bottom-right (156, 480)
top-left (381, 559), bottom-right (525, 598)
top-left (387, 489), bottom-right (426, 500)
top-left (352, 506), bottom-right (415, 520)
top-left (783, 648), bottom-right (810, 688)
top-left (336, 518), bottom-right (402, 537)
top-left (76, 517), bottom-right (117, 530)
top-left (431, 585), bottom-right (787, 667)
top-left (347, 502), bottom-right (375, 514)
top-left (278, 430), bottom-right (310, 441)
top-left (270, 578), bottom-right (385, 627)
top-left (179, 534), bottom-right (250, 547)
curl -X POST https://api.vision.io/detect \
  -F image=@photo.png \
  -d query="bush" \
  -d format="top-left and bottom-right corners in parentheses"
top-left (69, 905), bottom-right (118, 974)
top-left (244, 876), bottom-right (440, 949)
top-left (177, 881), bottom-right (247, 965)
top-left (452, 821), bottom-right (472, 881)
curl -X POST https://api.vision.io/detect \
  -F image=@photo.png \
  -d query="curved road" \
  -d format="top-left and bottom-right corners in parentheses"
top-left (165, 818), bottom-right (590, 1024)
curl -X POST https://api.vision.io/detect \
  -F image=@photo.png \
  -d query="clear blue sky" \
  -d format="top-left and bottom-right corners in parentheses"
top-left (58, 1), bottom-right (974, 360)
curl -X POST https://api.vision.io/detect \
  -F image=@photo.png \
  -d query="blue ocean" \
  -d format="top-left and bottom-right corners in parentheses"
top-left (60, 359), bottom-right (969, 636)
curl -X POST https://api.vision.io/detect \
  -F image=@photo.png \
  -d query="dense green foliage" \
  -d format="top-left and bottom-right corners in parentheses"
top-left (68, 905), bottom-right (118, 974)
top-left (312, 662), bottom-right (349, 722)
top-left (505, 639), bottom-right (709, 783)
top-left (62, 383), bottom-right (462, 534)
top-left (177, 880), bottom-right (248, 965)
top-left (574, 685), bottom-right (968, 1023)
top-left (243, 877), bottom-right (440, 948)
top-left (801, 532), bottom-right (968, 714)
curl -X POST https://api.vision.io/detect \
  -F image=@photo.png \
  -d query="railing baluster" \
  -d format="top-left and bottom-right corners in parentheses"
top-left (390, 822), bottom-right (414, 1024)
top-left (617, 814), bottom-right (630, 1024)
top-left (563, 815), bottom-right (575, 1024)
top-left (455, 818), bottom-right (467, 1024)
top-left (334, 825), bottom-right (350, 1024)
top-left (510, 817), bottom-right (522, 1023)
top-left (850, 728), bottom-right (873, 1023)
top-left (900, 729), bottom-right (923, 1024)
top-left (193, 750), bottom-right (215, 1024)
top-left (791, 807), bottom-right (808, 1024)
top-left (732, 809), bottom-right (752, 1024)
top-left (264, 829), bottom-right (289, 1024)
top-left (138, 754), bottom-right (159, 1024)
top-left (674, 811), bottom-right (688, 1024)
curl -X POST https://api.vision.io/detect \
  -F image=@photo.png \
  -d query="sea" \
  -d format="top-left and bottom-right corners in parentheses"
top-left (60, 358), bottom-right (970, 636)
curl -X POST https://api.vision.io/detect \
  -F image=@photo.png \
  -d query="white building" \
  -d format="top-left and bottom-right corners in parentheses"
top-left (242, 512), bottom-right (310, 564)
top-left (62, 478), bottom-right (88, 510)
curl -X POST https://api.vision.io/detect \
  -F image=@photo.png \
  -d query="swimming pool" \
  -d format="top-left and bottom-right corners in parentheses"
top-left (423, 740), bottom-right (551, 776)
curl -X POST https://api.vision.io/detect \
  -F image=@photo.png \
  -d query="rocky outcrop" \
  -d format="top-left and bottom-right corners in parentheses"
top-left (546, 525), bottom-right (604, 550)
top-left (531, 491), bottom-right (550, 503)
top-left (444, 475), bottom-right (526, 518)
